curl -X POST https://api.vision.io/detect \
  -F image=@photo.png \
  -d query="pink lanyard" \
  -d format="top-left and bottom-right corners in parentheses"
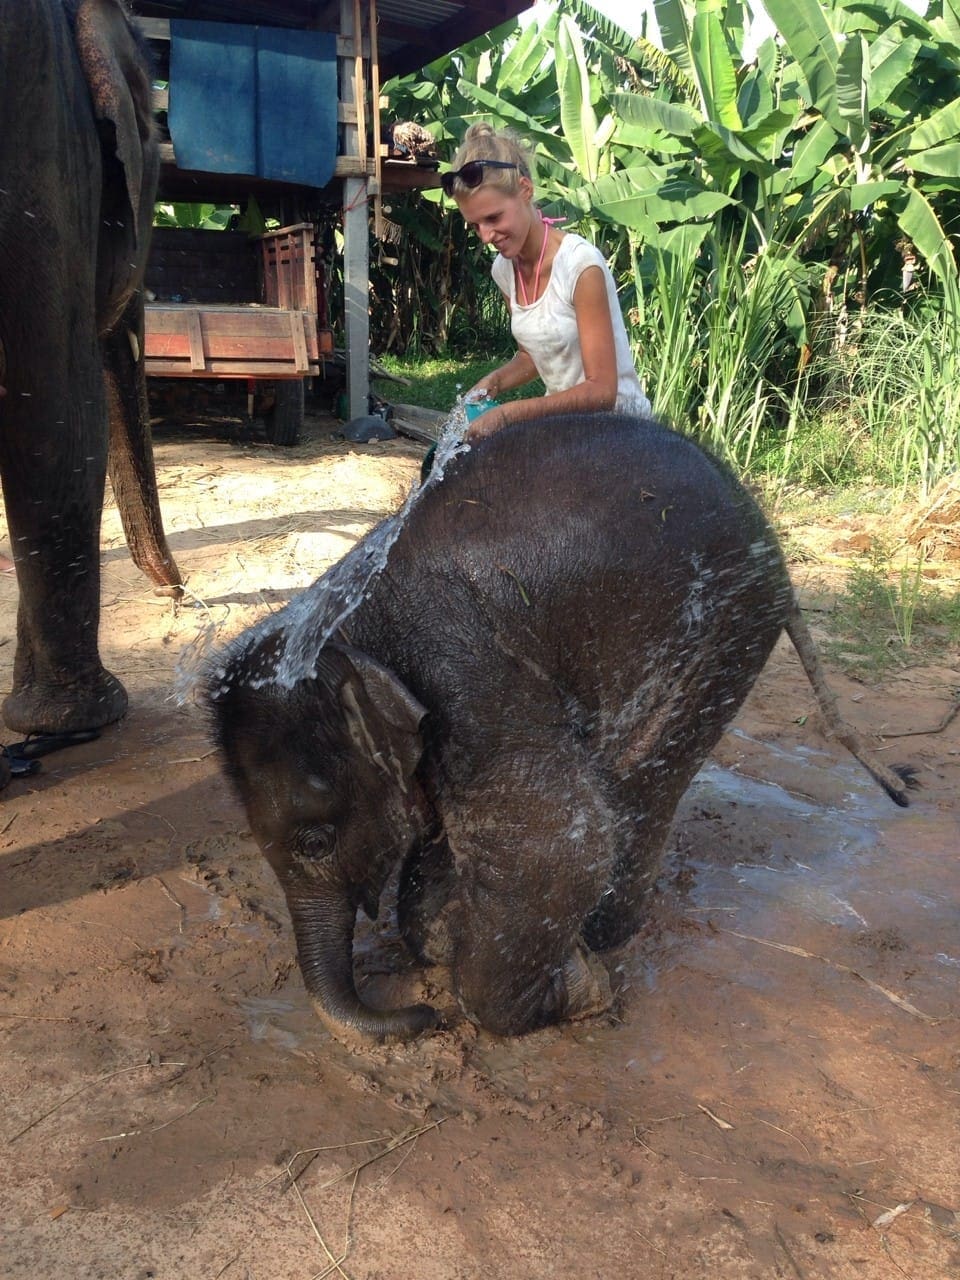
top-left (515, 215), bottom-right (564, 306)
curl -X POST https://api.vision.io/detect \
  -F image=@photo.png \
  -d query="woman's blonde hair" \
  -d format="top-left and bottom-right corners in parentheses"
top-left (446, 123), bottom-right (533, 197)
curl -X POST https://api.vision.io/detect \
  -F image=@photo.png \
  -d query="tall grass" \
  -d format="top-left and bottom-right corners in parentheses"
top-left (811, 290), bottom-right (960, 497)
top-left (634, 232), bottom-right (805, 475)
top-left (632, 236), bottom-right (960, 495)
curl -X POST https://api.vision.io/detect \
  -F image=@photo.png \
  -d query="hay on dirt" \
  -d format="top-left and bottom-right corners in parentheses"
top-left (905, 477), bottom-right (960, 561)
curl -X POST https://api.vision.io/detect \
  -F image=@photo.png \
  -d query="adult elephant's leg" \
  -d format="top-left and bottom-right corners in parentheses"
top-left (0, 331), bottom-right (125, 734)
top-left (448, 752), bottom-right (614, 1036)
top-left (0, 2), bottom-right (126, 734)
top-left (104, 295), bottom-right (182, 594)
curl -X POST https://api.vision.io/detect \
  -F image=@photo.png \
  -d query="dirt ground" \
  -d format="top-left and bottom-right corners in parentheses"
top-left (1, 406), bottom-right (958, 1280)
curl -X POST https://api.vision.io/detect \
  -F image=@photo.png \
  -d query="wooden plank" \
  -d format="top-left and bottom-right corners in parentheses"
top-left (145, 304), bottom-right (297, 319)
top-left (391, 416), bottom-right (440, 446)
top-left (146, 332), bottom-right (319, 361)
top-left (138, 17), bottom-right (170, 39)
top-left (289, 312), bottom-right (309, 373)
top-left (370, 0), bottom-right (384, 240)
top-left (157, 142), bottom-right (376, 179)
top-left (391, 403), bottom-right (446, 432)
top-left (146, 306), bottom-right (315, 331)
top-left (352, 0), bottom-right (366, 166)
top-left (187, 311), bottom-right (205, 371)
top-left (145, 360), bottom-right (317, 378)
top-left (144, 305), bottom-right (322, 378)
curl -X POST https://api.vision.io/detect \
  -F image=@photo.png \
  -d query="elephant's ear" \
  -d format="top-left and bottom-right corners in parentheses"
top-left (75, 0), bottom-right (154, 243)
top-left (337, 647), bottom-right (426, 789)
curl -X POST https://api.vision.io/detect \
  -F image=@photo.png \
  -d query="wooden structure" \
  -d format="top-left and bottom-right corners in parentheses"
top-left (143, 223), bottom-right (333, 440)
top-left (145, 225), bottom-right (332, 378)
top-left (132, 0), bottom-right (530, 427)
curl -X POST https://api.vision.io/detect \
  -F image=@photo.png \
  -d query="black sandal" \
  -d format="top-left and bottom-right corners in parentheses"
top-left (2, 728), bottom-right (101, 777)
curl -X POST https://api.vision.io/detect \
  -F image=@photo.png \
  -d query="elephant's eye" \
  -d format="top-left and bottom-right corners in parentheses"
top-left (299, 823), bottom-right (336, 860)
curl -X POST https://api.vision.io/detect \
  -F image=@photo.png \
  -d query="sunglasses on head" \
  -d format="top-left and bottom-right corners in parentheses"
top-left (440, 159), bottom-right (521, 197)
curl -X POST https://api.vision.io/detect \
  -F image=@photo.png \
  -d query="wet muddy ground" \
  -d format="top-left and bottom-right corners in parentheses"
top-left (1, 411), bottom-right (958, 1279)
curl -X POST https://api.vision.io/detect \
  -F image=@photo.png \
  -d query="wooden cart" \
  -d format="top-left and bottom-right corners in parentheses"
top-left (143, 222), bottom-right (333, 444)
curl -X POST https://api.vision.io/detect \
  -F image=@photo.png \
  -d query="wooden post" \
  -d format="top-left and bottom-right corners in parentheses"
top-left (340, 0), bottom-right (370, 423)
top-left (370, 0), bottom-right (384, 241)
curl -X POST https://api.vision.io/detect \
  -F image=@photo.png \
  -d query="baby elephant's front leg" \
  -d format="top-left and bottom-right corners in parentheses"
top-left (447, 761), bottom-right (615, 1036)
top-left (397, 834), bottom-right (458, 966)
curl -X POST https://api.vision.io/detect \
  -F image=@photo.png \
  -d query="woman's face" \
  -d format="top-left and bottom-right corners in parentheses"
top-left (456, 177), bottom-right (536, 259)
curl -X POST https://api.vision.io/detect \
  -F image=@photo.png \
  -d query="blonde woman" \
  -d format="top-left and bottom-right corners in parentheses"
top-left (442, 123), bottom-right (650, 439)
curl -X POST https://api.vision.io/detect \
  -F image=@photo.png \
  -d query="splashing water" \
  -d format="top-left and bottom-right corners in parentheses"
top-left (176, 402), bottom-right (473, 702)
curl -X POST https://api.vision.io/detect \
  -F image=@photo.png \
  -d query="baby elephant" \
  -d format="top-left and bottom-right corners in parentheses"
top-left (206, 413), bottom-right (791, 1044)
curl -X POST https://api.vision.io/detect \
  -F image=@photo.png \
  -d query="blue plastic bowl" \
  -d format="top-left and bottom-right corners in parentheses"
top-left (465, 398), bottom-right (500, 423)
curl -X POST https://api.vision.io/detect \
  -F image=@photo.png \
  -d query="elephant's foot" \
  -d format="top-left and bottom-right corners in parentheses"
top-left (581, 902), bottom-right (641, 954)
top-left (3, 667), bottom-right (128, 735)
top-left (456, 942), bottom-right (612, 1037)
top-left (557, 946), bottom-right (613, 1021)
top-left (401, 895), bottom-right (459, 967)
top-left (397, 835), bottom-right (458, 966)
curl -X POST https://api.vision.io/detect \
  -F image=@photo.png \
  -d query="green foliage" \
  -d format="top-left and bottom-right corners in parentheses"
top-left (154, 202), bottom-right (237, 230)
top-left (808, 298), bottom-right (960, 495)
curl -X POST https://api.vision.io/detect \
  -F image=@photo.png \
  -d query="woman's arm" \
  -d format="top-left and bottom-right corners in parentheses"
top-left (467, 265), bottom-right (619, 439)
top-left (465, 347), bottom-right (539, 400)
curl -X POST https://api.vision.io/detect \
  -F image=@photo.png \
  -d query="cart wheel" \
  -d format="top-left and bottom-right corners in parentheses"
top-left (265, 380), bottom-right (304, 446)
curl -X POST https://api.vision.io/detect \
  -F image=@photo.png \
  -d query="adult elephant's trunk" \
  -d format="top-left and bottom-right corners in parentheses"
top-left (287, 879), bottom-right (441, 1046)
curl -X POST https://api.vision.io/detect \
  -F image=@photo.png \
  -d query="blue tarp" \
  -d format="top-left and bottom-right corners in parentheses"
top-left (168, 21), bottom-right (337, 188)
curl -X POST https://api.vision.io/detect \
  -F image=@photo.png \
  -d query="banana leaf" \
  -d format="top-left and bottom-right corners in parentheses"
top-left (762, 0), bottom-right (841, 131)
top-left (556, 15), bottom-right (600, 182)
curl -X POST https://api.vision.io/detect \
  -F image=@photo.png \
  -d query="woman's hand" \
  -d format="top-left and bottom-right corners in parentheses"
top-left (464, 376), bottom-right (499, 402)
top-left (464, 402), bottom-right (511, 441)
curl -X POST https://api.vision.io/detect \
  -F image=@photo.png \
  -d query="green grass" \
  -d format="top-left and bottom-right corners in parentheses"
top-left (823, 539), bottom-right (960, 678)
top-left (376, 352), bottom-right (541, 414)
top-left (808, 302), bottom-right (960, 498)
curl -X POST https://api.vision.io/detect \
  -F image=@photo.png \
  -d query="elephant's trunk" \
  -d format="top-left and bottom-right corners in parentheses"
top-left (287, 880), bottom-right (441, 1047)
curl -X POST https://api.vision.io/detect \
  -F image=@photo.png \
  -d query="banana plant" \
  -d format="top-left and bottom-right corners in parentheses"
top-left (762, 0), bottom-right (960, 289)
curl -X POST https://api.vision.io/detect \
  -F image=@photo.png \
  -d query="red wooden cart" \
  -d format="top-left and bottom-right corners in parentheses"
top-left (143, 222), bottom-right (333, 444)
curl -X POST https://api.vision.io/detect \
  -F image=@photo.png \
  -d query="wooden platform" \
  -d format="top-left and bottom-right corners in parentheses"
top-left (144, 303), bottom-right (331, 379)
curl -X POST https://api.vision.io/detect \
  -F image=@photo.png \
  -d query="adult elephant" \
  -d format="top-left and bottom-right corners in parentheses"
top-left (0, 0), bottom-right (181, 737)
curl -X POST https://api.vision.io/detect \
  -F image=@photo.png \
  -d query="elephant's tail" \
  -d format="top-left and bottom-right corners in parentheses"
top-left (785, 596), bottom-right (914, 806)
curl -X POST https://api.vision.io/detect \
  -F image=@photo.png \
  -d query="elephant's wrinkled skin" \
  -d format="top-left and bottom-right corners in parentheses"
top-left (208, 413), bottom-right (792, 1043)
top-left (0, 0), bottom-right (181, 738)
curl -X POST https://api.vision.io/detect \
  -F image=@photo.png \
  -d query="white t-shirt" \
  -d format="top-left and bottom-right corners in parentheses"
top-left (491, 232), bottom-right (651, 415)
